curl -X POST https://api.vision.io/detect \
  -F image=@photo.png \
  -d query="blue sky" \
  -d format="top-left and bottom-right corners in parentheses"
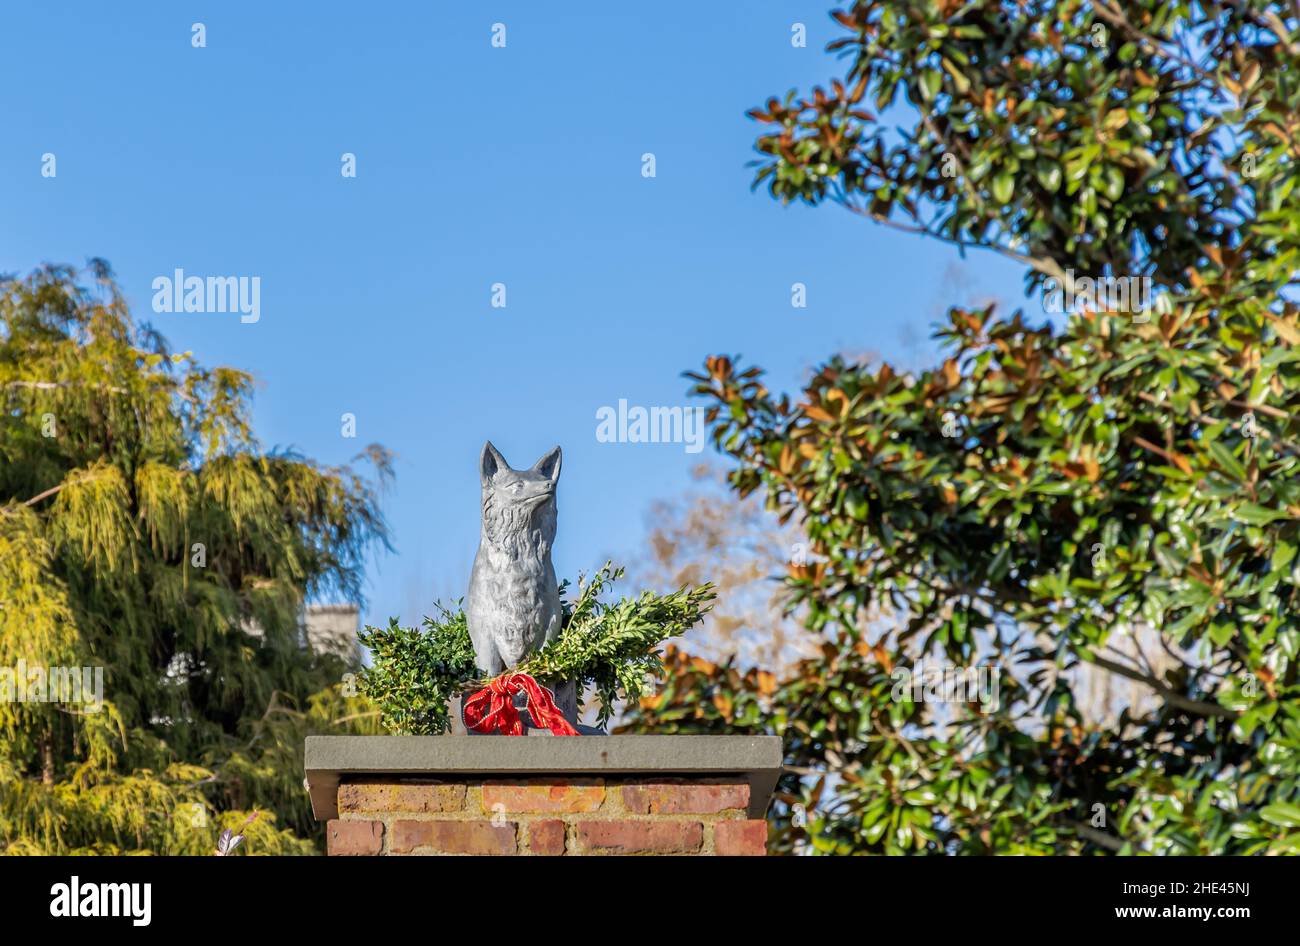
top-left (1, 1), bottom-right (1027, 628)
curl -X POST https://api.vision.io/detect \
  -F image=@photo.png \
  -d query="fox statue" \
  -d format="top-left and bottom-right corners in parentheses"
top-left (467, 441), bottom-right (564, 675)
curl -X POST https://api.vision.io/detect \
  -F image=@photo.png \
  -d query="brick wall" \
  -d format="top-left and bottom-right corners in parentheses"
top-left (327, 777), bottom-right (767, 856)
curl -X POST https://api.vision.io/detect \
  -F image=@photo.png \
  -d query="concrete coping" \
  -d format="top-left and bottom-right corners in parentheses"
top-left (305, 734), bottom-right (783, 821)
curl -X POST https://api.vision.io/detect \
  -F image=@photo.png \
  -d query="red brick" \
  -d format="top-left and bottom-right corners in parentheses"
top-left (326, 819), bottom-right (382, 856)
top-left (714, 820), bottom-right (767, 856)
top-left (390, 819), bottom-right (517, 855)
top-left (575, 820), bottom-right (703, 855)
top-left (528, 819), bottom-right (566, 856)
top-left (482, 781), bottom-right (604, 814)
top-left (338, 781), bottom-right (465, 814)
top-left (621, 781), bottom-right (749, 815)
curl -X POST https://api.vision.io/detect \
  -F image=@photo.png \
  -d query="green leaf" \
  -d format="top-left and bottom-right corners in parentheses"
top-left (1036, 163), bottom-right (1062, 192)
top-left (991, 172), bottom-right (1015, 204)
top-left (1261, 803), bottom-right (1300, 829)
top-left (1237, 503), bottom-right (1283, 526)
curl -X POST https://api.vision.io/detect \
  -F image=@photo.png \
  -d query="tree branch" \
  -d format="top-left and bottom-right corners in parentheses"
top-left (21, 482), bottom-right (67, 507)
top-left (1085, 652), bottom-right (1237, 719)
top-left (1064, 818), bottom-right (1127, 852)
top-left (2, 380), bottom-right (128, 394)
top-left (835, 198), bottom-right (1073, 288)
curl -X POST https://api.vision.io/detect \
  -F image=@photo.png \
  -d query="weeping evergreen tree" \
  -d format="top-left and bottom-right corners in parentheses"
top-left (0, 260), bottom-right (389, 854)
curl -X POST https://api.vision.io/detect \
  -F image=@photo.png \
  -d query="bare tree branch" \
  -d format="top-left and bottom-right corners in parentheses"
top-left (1085, 652), bottom-right (1237, 719)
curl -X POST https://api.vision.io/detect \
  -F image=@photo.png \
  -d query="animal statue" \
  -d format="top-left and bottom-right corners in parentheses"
top-left (466, 441), bottom-right (563, 675)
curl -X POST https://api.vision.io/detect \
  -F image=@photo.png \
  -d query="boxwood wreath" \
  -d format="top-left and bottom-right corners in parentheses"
top-left (356, 563), bottom-right (714, 734)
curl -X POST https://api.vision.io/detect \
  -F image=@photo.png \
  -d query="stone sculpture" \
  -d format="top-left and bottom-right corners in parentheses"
top-left (466, 441), bottom-right (563, 675)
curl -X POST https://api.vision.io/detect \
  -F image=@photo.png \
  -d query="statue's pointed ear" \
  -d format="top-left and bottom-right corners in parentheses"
top-left (481, 441), bottom-right (509, 485)
top-left (532, 445), bottom-right (562, 483)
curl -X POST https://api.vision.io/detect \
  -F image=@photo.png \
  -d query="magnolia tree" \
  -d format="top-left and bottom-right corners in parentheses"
top-left (624, 0), bottom-right (1300, 854)
top-left (0, 262), bottom-right (387, 854)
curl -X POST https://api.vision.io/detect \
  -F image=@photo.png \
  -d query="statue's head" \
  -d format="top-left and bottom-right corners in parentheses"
top-left (479, 441), bottom-right (561, 548)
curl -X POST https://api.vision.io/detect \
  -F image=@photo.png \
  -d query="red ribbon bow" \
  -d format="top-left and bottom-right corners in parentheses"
top-left (462, 672), bottom-right (579, 736)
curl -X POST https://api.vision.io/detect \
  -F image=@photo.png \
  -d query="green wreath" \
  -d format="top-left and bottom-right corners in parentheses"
top-left (356, 563), bottom-right (714, 734)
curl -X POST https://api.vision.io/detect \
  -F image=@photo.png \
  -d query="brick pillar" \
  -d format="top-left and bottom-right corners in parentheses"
top-left (327, 777), bottom-right (766, 856)
top-left (306, 735), bottom-right (781, 857)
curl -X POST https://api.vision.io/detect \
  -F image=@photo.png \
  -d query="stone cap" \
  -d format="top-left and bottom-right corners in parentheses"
top-left (305, 735), bottom-right (783, 821)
